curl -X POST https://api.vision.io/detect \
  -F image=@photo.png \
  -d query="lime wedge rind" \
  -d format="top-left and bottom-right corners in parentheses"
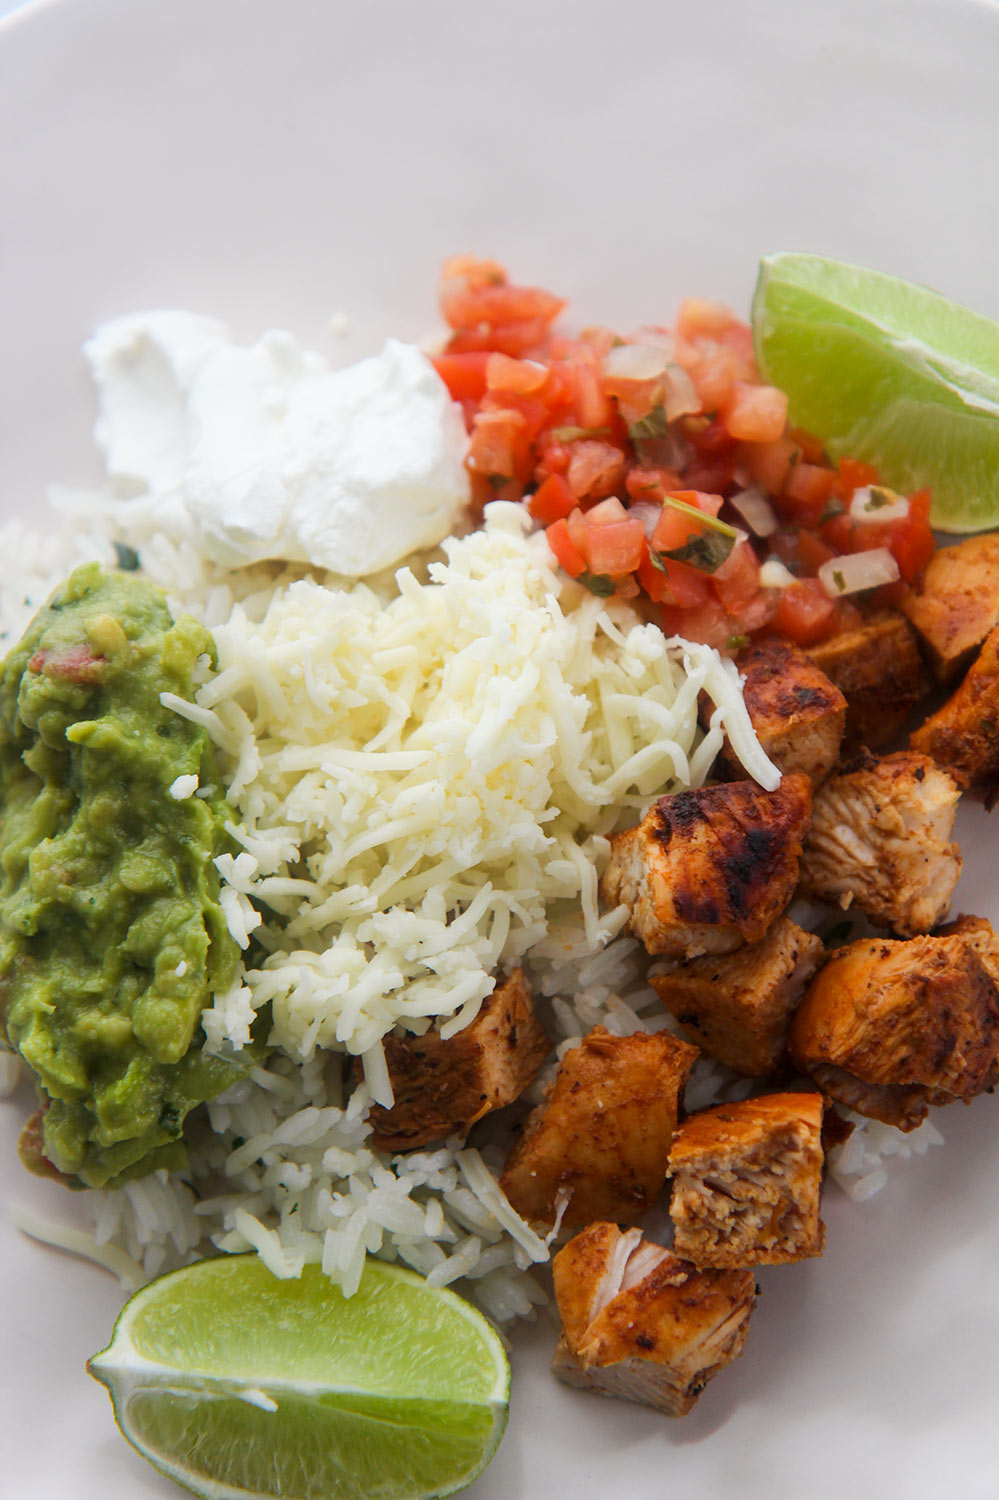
top-left (752, 252), bottom-right (999, 532)
top-left (88, 1254), bottom-right (511, 1500)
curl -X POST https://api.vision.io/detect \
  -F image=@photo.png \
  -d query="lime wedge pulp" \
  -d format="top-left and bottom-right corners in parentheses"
top-left (88, 1254), bottom-right (510, 1500)
top-left (752, 252), bottom-right (999, 532)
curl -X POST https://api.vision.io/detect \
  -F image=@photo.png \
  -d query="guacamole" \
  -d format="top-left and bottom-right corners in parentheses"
top-left (0, 563), bottom-right (248, 1188)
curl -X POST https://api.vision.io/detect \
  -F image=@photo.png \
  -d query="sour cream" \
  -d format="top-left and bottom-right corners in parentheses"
top-left (86, 314), bottom-right (470, 576)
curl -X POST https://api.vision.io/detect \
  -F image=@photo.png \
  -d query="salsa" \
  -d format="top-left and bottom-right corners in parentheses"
top-left (432, 258), bottom-right (936, 651)
top-left (0, 565), bottom-right (246, 1188)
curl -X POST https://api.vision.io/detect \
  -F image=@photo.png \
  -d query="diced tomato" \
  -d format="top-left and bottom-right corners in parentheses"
top-left (772, 578), bottom-right (839, 646)
top-left (674, 337), bottom-right (738, 411)
top-left (431, 351), bottom-right (490, 402)
top-left (442, 279), bottom-right (565, 332)
top-left (742, 435), bottom-right (801, 494)
top-left (664, 489), bottom-right (724, 517)
top-left (832, 454), bottom-right (881, 499)
top-left (661, 597), bottom-right (731, 649)
top-left (651, 504), bottom-right (705, 553)
top-left (625, 466), bottom-right (683, 503)
top-left (779, 462), bottom-right (837, 527)
top-left (468, 408), bottom-right (529, 481)
top-left (712, 540), bottom-right (761, 613)
top-left (636, 543), bottom-right (671, 603)
top-left (685, 418), bottom-right (737, 457)
top-left (485, 352), bottom-right (549, 396)
top-left (528, 473), bottom-right (576, 526)
top-left (720, 382), bottom-right (788, 443)
top-left (675, 298), bottom-right (737, 340)
top-left (787, 427), bottom-right (828, 465)
top-left (446, 317), bottom-right (555, 358)
top-left (545, 517), bottom-right (587, 578)
top-left (584, 496), bottom-right (629, 526)
top-left (585, 519), bottom-right (646, 576)
top-left (655, 556), bottom-right (712, 609)
top-left (796, 529), bottom-right (838, 577)
top-left (567, 440), bottom-right (626, 502)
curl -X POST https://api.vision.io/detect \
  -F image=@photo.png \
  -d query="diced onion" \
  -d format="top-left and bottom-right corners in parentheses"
top-left (628, 500), bottom-right (662, 538)
top-left (758, 557), bottom-right (797, 589)
top-left (849, 485), bottom-right (910, 523)
top-left (818, 547), bottom-right (899, 597)
top-left (662, 364), bottom-right (700, 421)
top-left (729, 485), bottom-right (778, 538)
top-left (603, 342), bottom-right (672, 381)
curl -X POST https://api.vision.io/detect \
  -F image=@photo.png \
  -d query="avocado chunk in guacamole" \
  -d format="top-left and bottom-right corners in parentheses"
top-left (0, 563), bottom-right (250, 1188)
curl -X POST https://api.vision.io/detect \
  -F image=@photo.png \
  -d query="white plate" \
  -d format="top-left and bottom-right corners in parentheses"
top-left (2, 2), bottom-right (999, 1498)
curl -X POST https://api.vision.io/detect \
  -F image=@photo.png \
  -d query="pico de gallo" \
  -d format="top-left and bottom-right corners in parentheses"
top-left (432, 257), bottom-right (936, 651)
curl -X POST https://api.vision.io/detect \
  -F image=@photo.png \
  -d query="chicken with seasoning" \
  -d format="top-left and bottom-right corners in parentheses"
top-left (551, 1221), bottom-right (757, 1416)
top-left (650, 914), bottom-right (823, 1076)
top-left (500, 1026), bottom-right (698, 1229)
top-left (720, 638), bottom-right (845, 785)
top-left (899, 532), bottom-right (999, 680)
top-left (798, 750), bottom-right (962, 936)
top-left (600, 774), bottom-right (813, 960)
top-left (668, 1093), bottom-right (825, 1268)
top-left (789, 926), bottom-right (999, 1130)
top-left (911, 623), bottom-right (999, 792)
top-left (805, 609), bottom-right (929, 753)
top-left (366, 969), bottom-right (549, 1151)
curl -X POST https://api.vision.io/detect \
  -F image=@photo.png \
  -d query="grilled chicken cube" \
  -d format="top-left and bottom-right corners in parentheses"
top-left (499, 1026), bottom-right (698, 1229)
top-left (788, 930), bottom-right (999, 1130)
top-left (806, 609), bottom-right (929, 753)
top-left (668, 1093), bottom-right (825, 1268)
top-left (551, 1221), bottom-right (756, 1416)
top-left (899, 532), bottom-right (999, 681)
top-left (366, 969), bottom-right (549, 1151)
top-left (797, 750), bottom-right (962, 936)
top-left (910, 622), bottom-right (999, 790)
top-left (600, 775), bottom-right (813, 960)
top-left (718, 638), bottom-right (845, 785)
top-left (650, 915), bottom-right (823, 1076)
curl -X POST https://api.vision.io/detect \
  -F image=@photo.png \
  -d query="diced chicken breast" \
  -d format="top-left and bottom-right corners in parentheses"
top-left (788, 929), bottom-right (999, 1130)
top-left (910, 622), bottom-right (999, 791)
top-left (499, 1026), bottom-right (698, 1229)
top-left (899, 532), bottom-right (999, 681)
top-left (650, 915), bottom-right (823, 1075)
top-left (668, 1093), bottom-right (825, 1268)
top-left (798, 750), bottom-right (962, 936)
top-left (806, 609), bottom-right (929, 753)
top-left (366, 969), bottom-right (549, 1151)
top-left (600, 775), bottom-right (813, 959)
top-left (719, 638), bottom-right (845, 785)
top-left (551, 1220), bottom-right (756, 1417)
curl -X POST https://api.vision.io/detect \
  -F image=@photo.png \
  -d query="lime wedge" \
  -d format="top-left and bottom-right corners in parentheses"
top-left (752, 252), bottom-right (999, 531)
top-left (88, 1254), bottom-right (510, 1500)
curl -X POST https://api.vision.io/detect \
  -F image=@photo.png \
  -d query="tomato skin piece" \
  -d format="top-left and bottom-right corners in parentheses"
top-left (431, 352), bottom-right (491, 402)
top-left (485, 352), bottom-right (550, 395)
top-left (585, 519), bottom-right (646, 576)
top-left (566, 441), bottom-right (626, 502)
top-left (661, 597), bottom-right (732, 649)
top-left (742, 435), bottom-right (801, 495)
top-left (721, 382), bottom-right (788, 443)
top-left (772, 578), bottom-right (839, 646)
top-left (468, 408), bottom-right (528, 480)
top-left (636, 544), bottom-right (671, 603)
top-left (443, 281), bottom-right (565, 330)
top-left (446, 317), bottom-right (553, 358)
top-left (545, 517), bottom-right (587, 578)
top-left (528, 473), bottom-right (576, 526)
top-left (655, 556), bottom-right (712, 608)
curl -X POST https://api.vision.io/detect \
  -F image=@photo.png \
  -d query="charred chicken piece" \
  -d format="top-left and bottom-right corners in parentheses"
top-left (600, 775), bottom-right (813, 960)
top-left (366, 969), bottom-right (549, 1152)
top-left (499, 1025), bottom-right (698, 1229)
top-left (668, 1093), bottom-right (825, 1268)
top-left (551, 1220), bottom-right (756, 1416)
top-left (899, 532), bottom-right (999, 681)
top-left (719, 638), bottom-right (845, 786)
top-left (910, 622), bottom-right (999, 791)
top-left (797, 750), bottom-right (962, 936)
top-left (650, 914), bottom-right (823, 1076)
top-left (789, 928), bottom-right (999, 1130)
top-left (806, 609), bottom-right (929, 753)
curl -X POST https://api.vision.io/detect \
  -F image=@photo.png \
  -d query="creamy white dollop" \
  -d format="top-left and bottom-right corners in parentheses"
top-left (85, 313), bottom-right (470, 575)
